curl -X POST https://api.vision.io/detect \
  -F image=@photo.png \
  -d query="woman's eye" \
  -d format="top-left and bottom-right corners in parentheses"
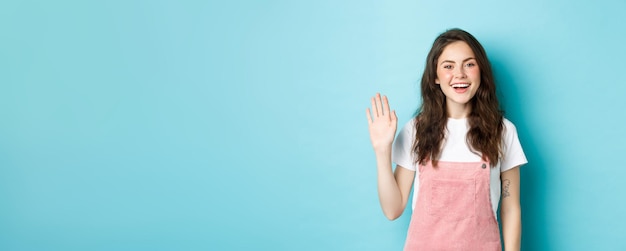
top-left (443, 65), bottom-right (453, 69)
top-left (466, 62), bottom-right (476, 67)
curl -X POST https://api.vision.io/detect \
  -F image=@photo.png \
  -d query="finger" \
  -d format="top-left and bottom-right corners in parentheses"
top-left (375, 93), bottom-right (383, 117)
top-left (366, 108), bottom-right (373, 125)
top-left (391, 110), bottom-right (397, 123)
top-left (382, 95), bottom-right (391, 118)
top-left (371, 97), bottom-right (378, 117)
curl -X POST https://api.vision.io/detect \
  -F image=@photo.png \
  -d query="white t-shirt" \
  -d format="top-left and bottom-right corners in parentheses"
top-left (392, 117), bottom-right (528, 216)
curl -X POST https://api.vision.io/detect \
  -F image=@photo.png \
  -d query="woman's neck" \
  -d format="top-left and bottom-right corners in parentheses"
top-left (446, 102), bottom-right (472, 119)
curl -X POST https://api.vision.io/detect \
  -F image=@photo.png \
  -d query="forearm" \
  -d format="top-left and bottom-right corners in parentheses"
top-left (500, 205), bottom-right (521, 251)
top-left (375, 149), bottom-right (404, 220)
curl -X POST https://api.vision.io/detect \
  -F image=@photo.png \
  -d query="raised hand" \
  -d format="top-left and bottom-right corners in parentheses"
top-left (366, 93), bottom-right (398, 153)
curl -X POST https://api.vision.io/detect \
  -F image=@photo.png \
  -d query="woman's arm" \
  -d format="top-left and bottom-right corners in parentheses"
top-left (366, 93), bottom-right (414, 220)
top-left (500, 166), bottom-right (521, 251)
top-left (374, 143), bottom-right (415, 220)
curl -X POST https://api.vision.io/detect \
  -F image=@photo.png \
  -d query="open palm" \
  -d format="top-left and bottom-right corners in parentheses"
top-left (366, 93), bottom-right (398, 152)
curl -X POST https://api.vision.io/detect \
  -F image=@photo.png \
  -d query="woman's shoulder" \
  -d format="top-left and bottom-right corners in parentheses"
top-left (502, 117), bottom-right (515, 127)
top-left (397, 117), bottom-right (418, 139)
top-left (400, 116), bottom-right (419, 132)
top-left (501, 117), bottom-right (520, 137)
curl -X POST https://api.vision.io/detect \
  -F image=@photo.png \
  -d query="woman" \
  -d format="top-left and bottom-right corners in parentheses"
top-left (366, 28), bottom-right (527, 250)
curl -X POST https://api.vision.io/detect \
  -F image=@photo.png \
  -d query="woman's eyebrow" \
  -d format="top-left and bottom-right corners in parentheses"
top-left (462, 57), bottom-right (476, 62)
top-left (440, 57), bottom-right (476, 64)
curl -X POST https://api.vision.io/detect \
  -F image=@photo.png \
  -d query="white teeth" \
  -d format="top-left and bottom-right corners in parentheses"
top-left (452, 83), bottom-right (470, 88)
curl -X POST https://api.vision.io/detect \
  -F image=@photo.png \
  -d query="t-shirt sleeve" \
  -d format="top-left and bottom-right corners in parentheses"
top-left (500, 119), bottom-right (528, 172)
top-left (392, 120), bottom-right (417, 171)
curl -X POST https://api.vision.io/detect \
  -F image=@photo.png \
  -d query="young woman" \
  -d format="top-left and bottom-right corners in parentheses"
top-left (366, 28), bottom-right (527, 250)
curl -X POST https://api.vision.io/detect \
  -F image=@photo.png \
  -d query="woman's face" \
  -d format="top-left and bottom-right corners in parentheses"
top-left (435, 41), bottom-right (481, 107)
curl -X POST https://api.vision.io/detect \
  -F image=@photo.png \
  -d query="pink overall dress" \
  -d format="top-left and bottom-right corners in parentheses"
top-left (403, 160), bottom-right (501, 251)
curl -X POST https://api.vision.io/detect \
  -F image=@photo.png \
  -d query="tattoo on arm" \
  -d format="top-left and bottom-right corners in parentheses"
top-left (502, 179), bottom-right (511, 199)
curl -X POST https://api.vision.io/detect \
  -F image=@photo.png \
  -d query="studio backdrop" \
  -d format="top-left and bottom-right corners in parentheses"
top-left (1, 0), bottom-right (625, 250)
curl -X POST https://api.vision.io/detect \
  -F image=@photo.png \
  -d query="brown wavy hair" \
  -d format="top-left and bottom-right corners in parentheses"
top-left (413, 28), bottom-right (503, 167)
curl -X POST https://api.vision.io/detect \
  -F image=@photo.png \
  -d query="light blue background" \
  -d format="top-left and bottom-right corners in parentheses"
top-left (1, 0), bottom-right (625, 250)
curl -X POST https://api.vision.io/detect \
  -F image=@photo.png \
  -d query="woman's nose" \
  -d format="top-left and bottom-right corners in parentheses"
top-left (453, 67), bottom-right (466, 78)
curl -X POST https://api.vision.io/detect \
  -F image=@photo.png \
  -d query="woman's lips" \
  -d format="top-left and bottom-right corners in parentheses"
top-left (451, 83), bottom-right (470, 93)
